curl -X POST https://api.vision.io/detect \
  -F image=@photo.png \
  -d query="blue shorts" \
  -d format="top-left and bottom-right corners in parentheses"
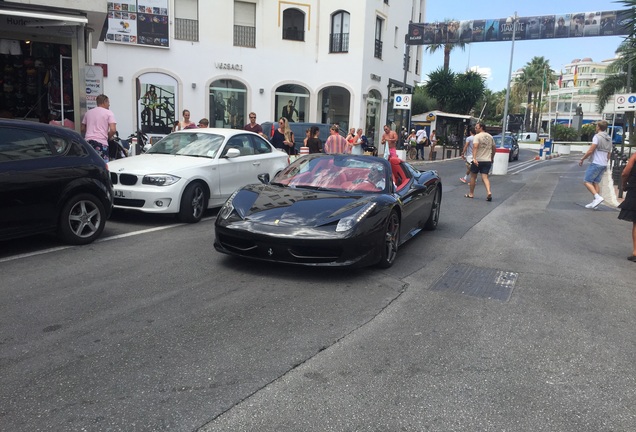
top-left (470, 161), bottom-right (492, 174)
top-left (584, 163), bottom-right (606, 183)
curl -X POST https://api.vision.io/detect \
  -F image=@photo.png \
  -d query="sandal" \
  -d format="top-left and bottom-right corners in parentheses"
top-left (464, 194), bottom-right (473, 198)
top-left (486, 194), bottom-right (492, 202)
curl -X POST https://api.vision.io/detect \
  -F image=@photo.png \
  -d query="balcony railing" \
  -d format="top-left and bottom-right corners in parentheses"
top-left (174, 18), bottom-right (198, 41)
top-left (329, 33), bottom-right (349, 53)
top-left (234, 25), bottom-right (256, 47)
top-left (374, 39), bottom-right (383, 59)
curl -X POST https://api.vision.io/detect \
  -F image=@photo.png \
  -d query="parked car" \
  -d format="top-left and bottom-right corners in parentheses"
top-left (108, 128), bottom-right (289, 223)
top-left (493, 134), bottom-right (520, 162)
top-left (260, 121), bottom-right (346, 153)
top-left (214, 153), bottom-right (442, 268)
top-left (0, 119), bottom-right (113, 244)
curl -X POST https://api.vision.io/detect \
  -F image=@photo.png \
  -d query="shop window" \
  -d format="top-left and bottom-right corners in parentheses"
top-left (175, 0), bottom-right (199, 41)
top-left (319, 86), bottom-right (351, 131)
top-left (282, 8), bottom-right (305, 41)
top-left (365, 90), bottom-right (382, 147)
top-left (210, 80), bottom-right (247, 129)
top-left (275, 84), bottom-right (309, 123)
top-left (234, 1), bottom-right (256, 47)
top-left (330, 11), bottom-right (350, 53)
top-left (137, 73), bottom-right (178, 135)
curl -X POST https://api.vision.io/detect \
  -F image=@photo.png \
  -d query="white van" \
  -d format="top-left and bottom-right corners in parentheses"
top-left (517, 132), bottom-right (538, 142)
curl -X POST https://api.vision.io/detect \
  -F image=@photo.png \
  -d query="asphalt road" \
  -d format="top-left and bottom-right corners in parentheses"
top-left (1, 150), bottom-right (634, 431)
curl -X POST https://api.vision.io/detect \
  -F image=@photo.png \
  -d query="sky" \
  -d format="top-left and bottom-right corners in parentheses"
top-left (420, 0), bottom-right (628, 91)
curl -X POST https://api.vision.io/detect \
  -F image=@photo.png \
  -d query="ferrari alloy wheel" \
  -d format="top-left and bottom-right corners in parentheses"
top-left (424, 187), bottom-right (441, 231)
top-left (377, 210), bottom-right (400, 268)
top-left (58, 193), bottom-right (106, 245)
top-left (178, 182), bottom-right (207, 223)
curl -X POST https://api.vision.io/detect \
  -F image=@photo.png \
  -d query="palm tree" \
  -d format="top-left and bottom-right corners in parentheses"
top-left (424, 20), bottom-right (467, 71)
top-left (513, 56), bottom-right (553, 132)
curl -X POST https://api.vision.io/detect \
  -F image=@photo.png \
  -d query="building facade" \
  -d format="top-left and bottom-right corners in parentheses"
top-left (88, 0), bottom-right (426, 146)
top-left (545, 57), bottom-right (618, 127)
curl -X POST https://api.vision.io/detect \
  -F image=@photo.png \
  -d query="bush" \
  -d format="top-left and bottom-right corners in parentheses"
top-left (551, 124), bottom-right (579, 142)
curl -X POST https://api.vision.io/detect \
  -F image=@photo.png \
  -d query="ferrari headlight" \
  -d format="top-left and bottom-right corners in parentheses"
top-left (336, 202), bottom-right (376, 232)
top-left (142, 174), bottom-right (181, 186)
top-left (218, 190), bottom-right (239, 220)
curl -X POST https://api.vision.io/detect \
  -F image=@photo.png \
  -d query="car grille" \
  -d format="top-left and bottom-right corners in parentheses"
top-left (217, 233), bottom-right (342, 264)
top-left (114, 198), bottom-right (145, 207)
top-left (110, 173), bottom-right (139, 185)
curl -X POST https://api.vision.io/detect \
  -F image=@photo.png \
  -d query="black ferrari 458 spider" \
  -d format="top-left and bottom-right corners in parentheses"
top-left (214, 153), bottom-right (442, 268)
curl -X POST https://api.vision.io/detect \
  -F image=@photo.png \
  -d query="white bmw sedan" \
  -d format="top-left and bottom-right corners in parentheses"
top-left (108, 128), bottom-right (289, 223)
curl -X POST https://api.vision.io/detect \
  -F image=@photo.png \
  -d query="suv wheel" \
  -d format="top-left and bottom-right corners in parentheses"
top-left (58, 193), bottom-right (106, 245)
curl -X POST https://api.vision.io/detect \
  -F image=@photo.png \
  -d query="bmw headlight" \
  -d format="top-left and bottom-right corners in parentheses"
top-left (142, 174), bottom-right (181, 186)
top-left (218, 190), bottom-right (239, 220)
top-left (336, 202), bottom-right (376, 232)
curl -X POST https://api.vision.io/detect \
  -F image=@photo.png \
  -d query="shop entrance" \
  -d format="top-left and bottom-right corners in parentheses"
top-left (0, 40), bottom-right (76, 127)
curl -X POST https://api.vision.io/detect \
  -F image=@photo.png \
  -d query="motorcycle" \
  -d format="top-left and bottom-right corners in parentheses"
top-left (125, 130), bottom-right (149, 155)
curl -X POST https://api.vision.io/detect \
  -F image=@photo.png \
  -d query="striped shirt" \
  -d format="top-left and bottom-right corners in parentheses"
top-left (324, 133), bottom-right (348, 154)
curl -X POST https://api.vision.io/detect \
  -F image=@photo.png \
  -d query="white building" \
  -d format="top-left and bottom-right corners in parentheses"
top-left (0, 1), bottom-right (426, 147)
top-left (545, 57), bottom-right (618, 126)
top-left (99, 0), bottom-right (427, 146)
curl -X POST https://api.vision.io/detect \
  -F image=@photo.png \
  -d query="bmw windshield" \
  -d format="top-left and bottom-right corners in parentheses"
top-left (147, 132), bottom-right (225, 157)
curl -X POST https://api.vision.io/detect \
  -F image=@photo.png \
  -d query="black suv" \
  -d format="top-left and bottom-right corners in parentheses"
top-left (0, 119), bottom-right (113, 244)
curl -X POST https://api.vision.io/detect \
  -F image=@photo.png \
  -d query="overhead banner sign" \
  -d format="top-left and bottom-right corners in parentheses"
top-left (393, 94), bottom-right (412, 110)
top-left (105, 1), bottom-right (169, 48)
top-left (614, 94), bottom-right (636, 112)
top-left (407, 10), bottom-right (630, 45)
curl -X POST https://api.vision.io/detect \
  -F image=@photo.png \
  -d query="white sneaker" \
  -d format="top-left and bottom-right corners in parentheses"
top-left (591, 196), bottom-right (604, 208)
top-left (585, 202), bottom-right (595, 209)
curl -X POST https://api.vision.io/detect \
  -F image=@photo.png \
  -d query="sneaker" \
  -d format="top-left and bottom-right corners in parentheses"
top-left (459, 177), bottom-right (467, 184)
top-left (591, 196), bottom-right (604, 208)
top-left (585, 202), bottom-right (595, 209)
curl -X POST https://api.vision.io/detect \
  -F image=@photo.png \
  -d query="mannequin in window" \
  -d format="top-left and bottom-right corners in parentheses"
top-left (281, 100), bottom-right (298, 123)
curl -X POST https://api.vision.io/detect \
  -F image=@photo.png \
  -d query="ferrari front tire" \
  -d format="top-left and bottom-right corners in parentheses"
top-left (377, 210), bottom-right (400, 269)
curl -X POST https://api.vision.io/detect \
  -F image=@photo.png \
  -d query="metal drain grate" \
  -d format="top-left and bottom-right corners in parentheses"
top-left (430, 264), bottom-right (518, 302)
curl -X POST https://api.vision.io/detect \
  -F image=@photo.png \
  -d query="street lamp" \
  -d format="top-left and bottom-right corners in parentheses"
top-left (493, 12), bottom-right (517, 175)
top-left (501, 12), bottom-right (518, 139)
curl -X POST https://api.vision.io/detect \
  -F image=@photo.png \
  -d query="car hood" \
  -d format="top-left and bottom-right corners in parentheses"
top-left (108, 154), bottom-right (212, 174)
top-left (232, 185), bottom-right (375, 227)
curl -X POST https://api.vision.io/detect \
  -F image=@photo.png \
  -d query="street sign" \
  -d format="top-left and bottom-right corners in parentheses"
top-left (393, 94), bottom-right (412, 110)
top-left (614, 93), bottom-right (636, 112)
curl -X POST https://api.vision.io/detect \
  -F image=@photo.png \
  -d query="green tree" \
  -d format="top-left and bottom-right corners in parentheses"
top-left (424, 68), bottom-right (485, 115)
top-left (448, 70), bottom-right (485, 114)
top-left (512, 56), bottom-right (553, 133)
top-left (424, 68), bottom-right (456, 112)
top-left (412, 85), bottom-right (437, 115)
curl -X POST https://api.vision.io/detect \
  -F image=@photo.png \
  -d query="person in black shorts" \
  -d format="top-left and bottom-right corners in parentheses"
top-left (466, 121), bottom-right (496, 201)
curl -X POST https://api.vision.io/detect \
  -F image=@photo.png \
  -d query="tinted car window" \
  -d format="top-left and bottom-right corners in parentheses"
top-left (0, 128), bottom-right (53, 161)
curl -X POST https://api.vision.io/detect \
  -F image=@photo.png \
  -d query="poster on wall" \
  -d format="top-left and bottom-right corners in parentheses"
top-left (84, 66), bottom-right (104, 110)
top-left (136, 73), bottom-right (177, 134)
top-left (106, 1), bottom-right (169, 48)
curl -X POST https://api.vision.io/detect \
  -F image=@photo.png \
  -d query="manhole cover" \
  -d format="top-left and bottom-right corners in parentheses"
top-left (431, 264), bottom-right (518, 302)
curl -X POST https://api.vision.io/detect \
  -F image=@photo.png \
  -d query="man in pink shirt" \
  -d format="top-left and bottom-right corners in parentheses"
top-left (81, 94), bottom-right (117, 162)
top-left (324, 125), bottom-right (347, 154)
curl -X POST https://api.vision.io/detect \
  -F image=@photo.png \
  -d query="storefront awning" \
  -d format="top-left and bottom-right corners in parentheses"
top-left (0, 9), bottom-right (88, 26)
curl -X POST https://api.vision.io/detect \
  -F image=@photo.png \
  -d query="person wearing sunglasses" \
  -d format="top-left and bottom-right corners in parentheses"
top-left (243, 112), bottom-right (266, 138)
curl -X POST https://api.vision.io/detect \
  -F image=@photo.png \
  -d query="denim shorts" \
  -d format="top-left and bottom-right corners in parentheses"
top-left (584, 163), bottom-right (606, 183)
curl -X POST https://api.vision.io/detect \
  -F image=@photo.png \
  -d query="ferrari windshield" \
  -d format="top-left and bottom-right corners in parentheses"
top-left (273, 155), bottom-right (389, 193)
top-left (147, 132), bottom-right (225, 157)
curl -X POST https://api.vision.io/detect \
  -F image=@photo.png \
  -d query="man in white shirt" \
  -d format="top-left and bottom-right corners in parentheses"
top-left (415, 128), bottom-right (428, 160)
top-left (579, 120), bottom-right (612, 208)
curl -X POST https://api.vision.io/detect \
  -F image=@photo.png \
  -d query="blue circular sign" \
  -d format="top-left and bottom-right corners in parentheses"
top-left (395, 96), bottom-right (402, 103)
top-left (629, 95), bottom-right (636, 104)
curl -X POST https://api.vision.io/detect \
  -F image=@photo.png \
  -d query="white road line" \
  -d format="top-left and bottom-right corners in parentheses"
top-left (0, 216), bottom-right (217, 263)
